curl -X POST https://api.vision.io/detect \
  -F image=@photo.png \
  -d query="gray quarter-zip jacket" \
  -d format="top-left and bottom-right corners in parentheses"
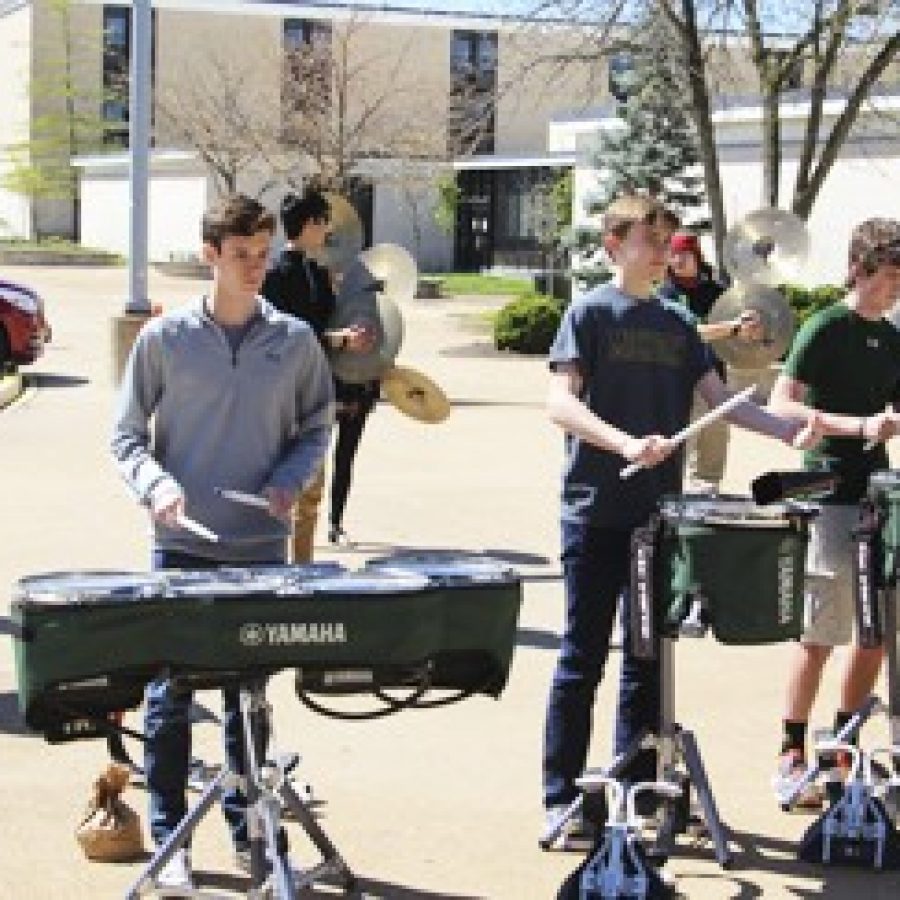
top-left (111, 296), bottom-right (335, 561)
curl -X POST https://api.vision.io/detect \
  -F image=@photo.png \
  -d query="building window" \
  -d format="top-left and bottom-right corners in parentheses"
top-left (769, 49), bottom-right (804, 91)
top-left (608, 51), bottom-right (635, 103)
top-left (448, 30), bottom-right (497, 155)
top-left (102, 5), bottom-right (156, 148)
top-left (282, 18), bottom-right (332, 141)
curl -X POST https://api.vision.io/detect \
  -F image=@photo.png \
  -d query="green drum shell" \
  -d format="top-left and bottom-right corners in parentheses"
top-left (870, 475), bottom-right (900, 588)
top-left (12, 572), bottom-right (523, 729)
top-left (656, 518), bottom-right (809, 644)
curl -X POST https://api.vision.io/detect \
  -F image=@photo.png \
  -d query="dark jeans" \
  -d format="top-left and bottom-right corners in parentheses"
top-left (329, 407), bottom-right (371, 528)
top-left (542, 520), bottom-right (661, 809)
top-left (145, 548), bottom-right (277, 847)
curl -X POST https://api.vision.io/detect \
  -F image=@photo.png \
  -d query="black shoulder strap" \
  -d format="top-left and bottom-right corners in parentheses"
top-left (853, 500), bottom-right (883, 648)
top-left (630, 517), bottom-right (661, 660)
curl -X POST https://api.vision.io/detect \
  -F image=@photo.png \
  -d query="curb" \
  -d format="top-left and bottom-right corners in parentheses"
top-left (0, 250), bottom-right (121, 266)
top-left (0, 371), bottom-right (24, 409)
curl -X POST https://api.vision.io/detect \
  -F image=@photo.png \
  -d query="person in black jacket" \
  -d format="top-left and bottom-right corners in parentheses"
top-left (261, 188), bottom-right (374, 560)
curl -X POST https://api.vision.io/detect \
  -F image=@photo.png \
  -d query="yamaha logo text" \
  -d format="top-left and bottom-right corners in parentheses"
top-left (777, 544), bottom-right (795, 627)
top-left (239, 622), bottom-right (348, 646)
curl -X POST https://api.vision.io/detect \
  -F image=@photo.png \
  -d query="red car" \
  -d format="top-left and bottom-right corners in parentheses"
top-left (0, 278), bottom-right (51, 369)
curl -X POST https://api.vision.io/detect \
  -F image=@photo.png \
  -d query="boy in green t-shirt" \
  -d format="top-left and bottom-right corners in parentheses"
top-left (770, 218), bottom-right (900, 807)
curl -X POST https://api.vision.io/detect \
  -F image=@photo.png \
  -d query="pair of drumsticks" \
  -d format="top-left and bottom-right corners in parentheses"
top-left (174, 488), bottom-right (272, 543)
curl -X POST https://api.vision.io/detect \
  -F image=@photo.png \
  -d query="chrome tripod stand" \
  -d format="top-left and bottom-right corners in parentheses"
top-left (125, 682), bottom-right (355, 899)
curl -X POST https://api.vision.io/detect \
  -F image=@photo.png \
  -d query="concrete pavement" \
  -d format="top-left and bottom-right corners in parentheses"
top-left (0, 264), bottom-right (899, 898)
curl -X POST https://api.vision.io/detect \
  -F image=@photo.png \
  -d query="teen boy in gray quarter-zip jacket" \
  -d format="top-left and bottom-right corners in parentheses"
top-left (109, 194), bottom-right (335, 893)
top-left (112, 294), bottom-right (335, 562)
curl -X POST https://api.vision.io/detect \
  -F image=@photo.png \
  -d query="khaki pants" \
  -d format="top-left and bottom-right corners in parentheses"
top-left (685, 389), bottom-right (729, 488)
top-left (684, 367), bottom-right (772, 489)
top-left (290, 467), bottom-right (325, 563)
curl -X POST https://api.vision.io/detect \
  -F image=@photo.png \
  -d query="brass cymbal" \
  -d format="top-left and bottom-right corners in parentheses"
top-left (358, 244), bottom-right (418, 304)
top-left (707, 281), bottom-right (796, 370)
top-left (308, 194), bottom-right (364, 274)
top-left (329, 293), bottom-right (404, 384)
top-left (723, 208), bottom-right (810, 286)
top-left (381, 365), bottom-right (450, 424)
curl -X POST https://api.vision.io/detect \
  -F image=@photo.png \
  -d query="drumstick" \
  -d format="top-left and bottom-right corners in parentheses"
top-left (215, 487), bottom-right (270, 510)
top-left (176, 513), bottom-right (220, 543)
top-left (620, 385), bottom-right (757, 480)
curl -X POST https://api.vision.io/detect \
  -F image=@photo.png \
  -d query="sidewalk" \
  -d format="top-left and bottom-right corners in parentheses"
top-left (0, 265), bottom-right (897, 898)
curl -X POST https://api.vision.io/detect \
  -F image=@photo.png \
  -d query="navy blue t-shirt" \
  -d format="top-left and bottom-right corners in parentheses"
top-left (549, 284), bottom-right (715, 528)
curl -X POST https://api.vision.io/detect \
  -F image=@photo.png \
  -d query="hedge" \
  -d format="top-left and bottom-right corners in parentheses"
top-left (491, 283), bottom-right (848, 357)
top-left (493, 293), bottom-right (565, 355)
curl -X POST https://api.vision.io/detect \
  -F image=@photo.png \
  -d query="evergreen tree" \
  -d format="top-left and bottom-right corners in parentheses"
top-left (576, 10), bottom-right (707, 283)
top-left (591, 12), bottom-right (705, 221)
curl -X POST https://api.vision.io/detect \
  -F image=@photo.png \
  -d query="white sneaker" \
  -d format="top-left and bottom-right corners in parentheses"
top-left (154, 848), bottom-right (195, 896)
top-left (773, 750), bottom-right (824, 811)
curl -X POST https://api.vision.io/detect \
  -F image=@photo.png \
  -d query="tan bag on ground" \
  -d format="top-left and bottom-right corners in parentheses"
top-left (75, 763), bottom-right (144, 861)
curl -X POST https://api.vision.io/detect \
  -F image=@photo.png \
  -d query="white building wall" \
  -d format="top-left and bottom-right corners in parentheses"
top-left (569, 101), bottom-right (900, 287)
top-left (78, 157), bottom-right (210, 260)
top-left (717, 139), bottom-right (899, 286)
top-left (373, 180), bottom-right (454, 274)
top-left (0, 3), bottom-right (33, 238)
top-left (76, 153), bottom-right (455, 270)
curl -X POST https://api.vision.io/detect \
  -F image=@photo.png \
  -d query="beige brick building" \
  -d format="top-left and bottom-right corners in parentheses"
top-left (0, 1), bottom-right (897, 273)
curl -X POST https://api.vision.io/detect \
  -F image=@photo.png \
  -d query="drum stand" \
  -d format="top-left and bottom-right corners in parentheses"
top-left (783, 563), bottom-right (900, 869)
top-left (125, 682), bottom-right (355, 899)
top-left (542, 628), bottom-right (733, 875)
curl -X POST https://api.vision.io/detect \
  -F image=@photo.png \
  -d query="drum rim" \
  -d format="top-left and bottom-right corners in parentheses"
top-left (306, 572), bottom-right (432, 593)
top-left (658, 495), bottom-right (817, 527)
top-left (366, 553), bottom-right (514, 576)
top-left (14, 570), bottom-right (167, 601)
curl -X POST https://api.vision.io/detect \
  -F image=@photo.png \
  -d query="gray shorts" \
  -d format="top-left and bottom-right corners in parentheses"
top-left (802, 504), bottom-right (860, 646)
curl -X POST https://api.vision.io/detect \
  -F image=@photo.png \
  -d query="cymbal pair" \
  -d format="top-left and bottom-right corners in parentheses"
top-left (709, 208), bottom-right (811, 369)
top-left (316, 193), bottom-right (450, 423)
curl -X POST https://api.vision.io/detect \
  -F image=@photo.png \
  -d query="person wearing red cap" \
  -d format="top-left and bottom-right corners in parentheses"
top-left (658, 231), bottom-right (762, 490)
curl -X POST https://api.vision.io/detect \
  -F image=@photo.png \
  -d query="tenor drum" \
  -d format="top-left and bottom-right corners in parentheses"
top-left (869, 470), bottom-right (900, 588)
top-left (364, 554), bottom-right (523, 696)
top-left (12, 571), bottom-right (168, 731)
top-left (655, 496), bottom-right (816, 644)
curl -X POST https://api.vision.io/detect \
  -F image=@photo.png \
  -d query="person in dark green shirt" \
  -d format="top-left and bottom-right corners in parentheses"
top-left (769, 218), bottom-right (900, 808)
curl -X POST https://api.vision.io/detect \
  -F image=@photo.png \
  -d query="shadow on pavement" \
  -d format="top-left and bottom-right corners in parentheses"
top-left (331, 544), bottom-right (551, 568)
top-left (0, 690), bottom-right (34, 737)
top-left (715, 827), bottom-right (900, 895)
top-left (448, 399), bottom-right (546, 409)
top-left (196, 870), bottom-right (484, 899)
top-left (440, 341), bottom-right (522, 360)
top-left (517, 627), bottom-right (560, 650)
top-left (25, 372), bottom-right (90, 389)
top-left (308, 878), bottom-right (484, 899)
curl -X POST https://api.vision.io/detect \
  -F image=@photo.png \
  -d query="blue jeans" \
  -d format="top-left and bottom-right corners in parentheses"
top-left (542, 520), bottom-right (661, 809)
top-left (145, 548), bottom-right (279, 847)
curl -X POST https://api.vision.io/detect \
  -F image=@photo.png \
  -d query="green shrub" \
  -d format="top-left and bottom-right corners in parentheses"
top-left (780, 283), bottom-right (846, 330)
top-left (493, 292), bottom-right (565, 355)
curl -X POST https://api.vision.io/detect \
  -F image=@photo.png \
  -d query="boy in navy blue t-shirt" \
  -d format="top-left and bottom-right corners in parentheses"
top-left (542, 194), bottom-right (819, 849)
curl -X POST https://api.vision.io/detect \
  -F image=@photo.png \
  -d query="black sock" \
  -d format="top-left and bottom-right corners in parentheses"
top-left (834, 710), bottom-right (858, 746)
top-left (781, 720), bottom-right (807, 756)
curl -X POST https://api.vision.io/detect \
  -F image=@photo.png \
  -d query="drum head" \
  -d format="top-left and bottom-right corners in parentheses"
top-left (659, 495), bottom-right (803, 528)
top-left (307, 572), bottom-right (430, 595)
top-left (15, 571), bottom-right (165, 604)
top-left (366, 554), bottom-right (514, 584)
top-left (870, 470), bottom-right (900, 494)
top-left (243, 562), bottom-right (346, 582)
top-left (164, 569), bottom-right (282, 597)
top-left (263, 562), bottom-right (348, 595)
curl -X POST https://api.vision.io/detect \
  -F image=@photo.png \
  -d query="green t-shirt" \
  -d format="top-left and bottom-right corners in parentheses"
top-left (783, 302), bottom-right (900, 503)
